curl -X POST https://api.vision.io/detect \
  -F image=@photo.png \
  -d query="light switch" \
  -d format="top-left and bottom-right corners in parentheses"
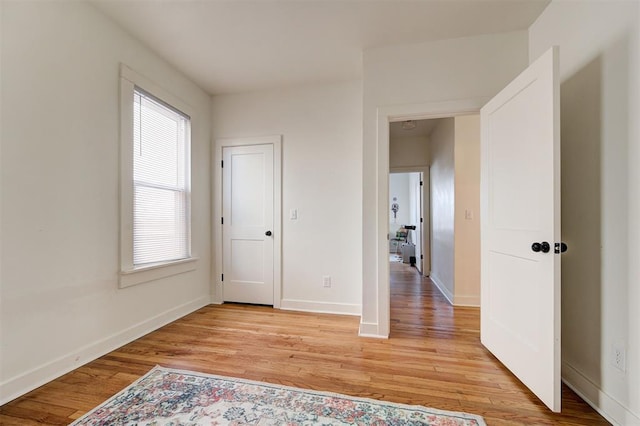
top-left (290, 209), bottom-right (298, 220)
top-left (465, 209), bottom-right (473, 220)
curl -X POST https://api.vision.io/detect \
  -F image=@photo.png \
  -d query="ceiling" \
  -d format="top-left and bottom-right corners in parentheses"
top-left (91, 0), bottom-right (549, 95)
top-left (390, 119), bottom-right (441, 139)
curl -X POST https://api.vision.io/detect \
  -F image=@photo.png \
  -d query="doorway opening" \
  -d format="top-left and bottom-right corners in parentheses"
top-left (388, 115), bottom-right (481, 340)
top-left (376, 47), bottom-right (562, 412)
top-left (389, 171), bottom-right (425, 272)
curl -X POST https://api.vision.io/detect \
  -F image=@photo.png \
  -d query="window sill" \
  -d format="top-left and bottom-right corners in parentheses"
top-left (119, 257), bottom-right (198, 288)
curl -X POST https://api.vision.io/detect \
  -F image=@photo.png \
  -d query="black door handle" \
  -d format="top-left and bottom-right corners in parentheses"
top-left (265, 230), bottom-right (272, 236)
top-left (531, 241), bottom-right (550, 253)
top-left (555, 242), bottom-right (568, 253)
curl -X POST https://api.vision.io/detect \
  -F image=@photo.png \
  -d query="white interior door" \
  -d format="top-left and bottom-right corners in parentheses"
top-left (420, 171), bottom-right (430, 276)
top-left (480, 46), bottom-right (561, 411)
top-left (413, 175), bottom-right (423, 272)
top-left (222, 144), bottom-right (274, 305)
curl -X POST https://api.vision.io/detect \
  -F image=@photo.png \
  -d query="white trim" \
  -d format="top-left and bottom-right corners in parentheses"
top-left (213, 135), bottom-right (283, 308)
top-left (280, 299), bottom-right (361, 316)
top-left (430, 273), bottom-right (454, 305)
top-left (562, 361), bottom-right (640, 426)
top-left (119, 64), bottom-right (196, 288)
top-left (119, 257), bottom-right (199, 288)
top-left (389, 166), bottom-right (427, 174)
top-left (372, 98), bottom-right (488, 339)
top-left (452, 295), bottom-right (480, 307)
top-left (273, 137), bottom-right (283, 309)
top-left (120, 76), bottom-right (135, 273)
top-left (120, 64), bottom-right (192, 115)
top-left (0, 295), bottom-right (209, 406)
top-left (358, 321), bottom-right (387, 338)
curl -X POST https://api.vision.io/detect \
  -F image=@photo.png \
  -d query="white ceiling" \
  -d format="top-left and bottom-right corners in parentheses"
top-left (91, 0), bottom-right (549, 95)
top-left (390, 119), bottom-right (440, 139)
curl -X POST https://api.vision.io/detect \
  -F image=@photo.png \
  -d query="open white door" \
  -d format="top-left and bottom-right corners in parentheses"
top-left (480, 47), bottom-right (561, 411)
top-left (414, 174), bottom-right (423, 273)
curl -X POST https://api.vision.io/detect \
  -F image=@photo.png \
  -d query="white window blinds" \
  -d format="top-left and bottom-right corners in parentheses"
top-left (133, 88), bottom-right (190, 266)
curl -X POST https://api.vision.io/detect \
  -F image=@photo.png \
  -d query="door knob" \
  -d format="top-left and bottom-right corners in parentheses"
top-left (531, 241), bottom-right (550, 253)
top-left (555, 242), bottom-right (568, 254)
top-left (265, 230), bottom-right (272, 236)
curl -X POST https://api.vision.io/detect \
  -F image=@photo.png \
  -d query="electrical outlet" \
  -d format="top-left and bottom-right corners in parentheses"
top-left (322, 275), bottom-right (331, 288)
top-left (612, 344), bottom-right (626, 372)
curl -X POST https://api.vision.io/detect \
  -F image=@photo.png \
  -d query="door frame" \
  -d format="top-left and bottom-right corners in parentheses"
top-left (213, 135), bottom-right (282, 307)
top-left (389, 167), bottom-right (430, 275)
top-left (369, 98), bottom-right (487, 338)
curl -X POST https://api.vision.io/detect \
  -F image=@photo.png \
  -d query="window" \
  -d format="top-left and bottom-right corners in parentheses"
top-left (133, 89), bottom-right (190, 265)
top-left (120, 65), bottom-right (196, 287)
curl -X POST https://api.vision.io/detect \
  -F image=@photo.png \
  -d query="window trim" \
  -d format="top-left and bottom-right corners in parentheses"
top-left (119, 64), bottom-right (197, 288)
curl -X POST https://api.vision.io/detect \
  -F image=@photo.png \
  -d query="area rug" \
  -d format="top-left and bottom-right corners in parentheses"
top-left (70, 366), bottom-right (486, 425)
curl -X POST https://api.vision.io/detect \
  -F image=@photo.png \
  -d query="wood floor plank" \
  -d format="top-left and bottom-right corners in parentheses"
top-left (0, 261), bottom-right (609, 425)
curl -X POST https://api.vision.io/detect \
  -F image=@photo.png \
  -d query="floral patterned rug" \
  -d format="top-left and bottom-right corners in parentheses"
top-left (71, 366), bottom-right (486, 425)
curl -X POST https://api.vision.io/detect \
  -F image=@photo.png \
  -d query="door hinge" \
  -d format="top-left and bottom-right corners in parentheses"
top-left (420, 217), bottom-right (423, 223)
top-left (420, 181), bottom-right (423, 186)
top-left (221, 160), bottom-right (224, 168)
top-left (221, 217), bottom-right (224, 225)
top-left (221, 274), bottom-right (224, 282)
top-left (421, 254), bottom-right (424, 259)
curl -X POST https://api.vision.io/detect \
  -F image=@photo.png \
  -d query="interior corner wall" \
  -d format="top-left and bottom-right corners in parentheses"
top-left (361, 31), bottom-right (529, 334)
top-left (529, 1), bottom-right (640, 424)
top-left (428, 119), bottom-right (455, 302)
top-left (0, 1), bottom-right (212, 404)
top-left (211, 81), bottom-right (363, 316)
top-left (453, 115), bottom-right (480, 307)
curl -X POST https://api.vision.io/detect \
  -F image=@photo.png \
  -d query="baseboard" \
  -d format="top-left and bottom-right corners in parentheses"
top-left (430, 274), bottom-right (454, 305)
top-left (429, 276), bottom-right (478, 307)
top-left (279, 299), bottom-right (360, 316)
top-left (0, 295), bottom-right (210, 405)
top-left (562, 361), bottom-right (640, 425)
top-left (453, 295), bottom-right (480, 307)
top-left (358, 321), bottom-right (388, 338)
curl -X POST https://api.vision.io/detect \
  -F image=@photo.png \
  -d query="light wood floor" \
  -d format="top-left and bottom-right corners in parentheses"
top-left (1, 262), bottom-right (608, 425)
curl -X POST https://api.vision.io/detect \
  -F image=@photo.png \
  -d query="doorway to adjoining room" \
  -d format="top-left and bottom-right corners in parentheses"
top-left (389, 172), bottom-right (423, 273)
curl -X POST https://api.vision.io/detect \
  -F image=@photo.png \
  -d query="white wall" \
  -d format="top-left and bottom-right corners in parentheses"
top-left (453, 115), bottom-right (480, 306)
top-left (429, 119), bottom-right (455, 302)
top-left (530, 2), bottom-right (640, 424)
top-left (361, 31), bottom-right (529, 336)
top-left (211, 81), bottom-right (362, 315)
top-left (389, 135), bottom-right (429, 169)
top-left (0, 1), bottom-right (212, 404)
